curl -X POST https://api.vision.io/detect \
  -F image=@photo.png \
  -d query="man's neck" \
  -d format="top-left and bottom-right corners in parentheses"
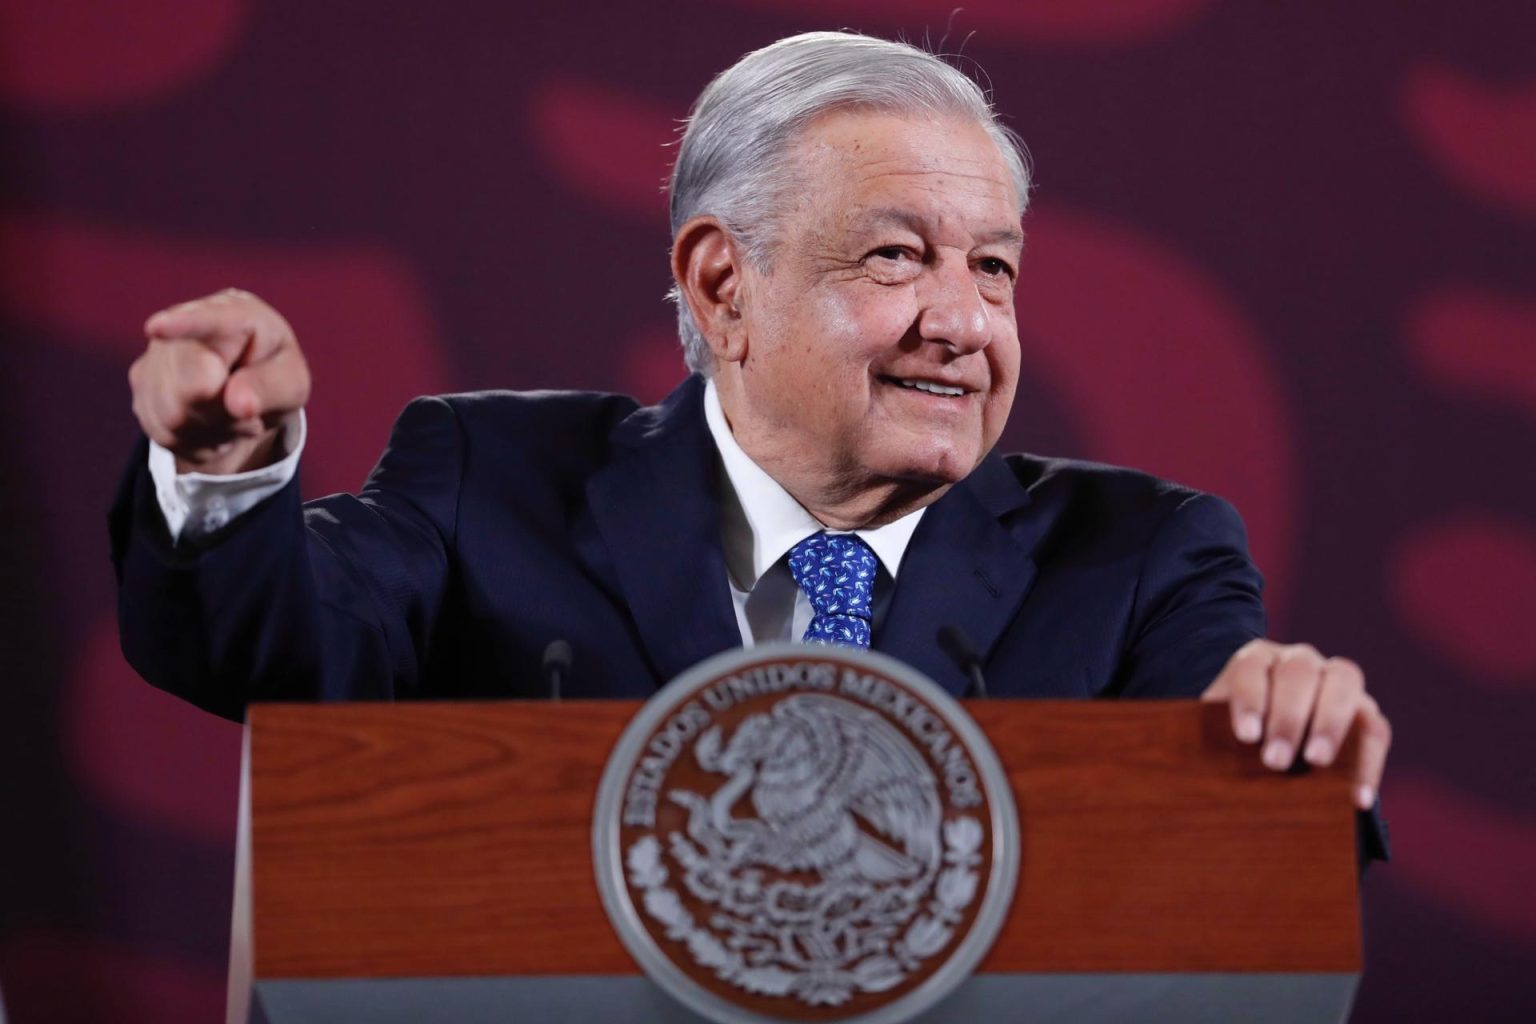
top-left (718, 414), bottom-right (946, 534)
top-left (789, 476), bottom-right (950, 531)
top-left (708, 379), bottom-right (950, 530)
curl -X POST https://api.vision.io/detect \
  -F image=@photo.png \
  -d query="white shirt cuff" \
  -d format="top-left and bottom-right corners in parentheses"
top-left (147, 411), bottom-right (307, 543)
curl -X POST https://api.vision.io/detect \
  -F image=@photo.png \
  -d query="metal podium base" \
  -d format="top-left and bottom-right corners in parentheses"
top-left (251, 972), bottom-right (1358, 1024)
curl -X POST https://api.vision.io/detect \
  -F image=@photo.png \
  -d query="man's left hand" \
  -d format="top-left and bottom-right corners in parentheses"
top-left (1202, 639), bottom-right (1391, 810)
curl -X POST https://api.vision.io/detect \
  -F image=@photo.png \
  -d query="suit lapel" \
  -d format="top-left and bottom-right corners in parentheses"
top-left (878, 453), bottom-right (1043, 696)
top-left (583, 377), bottom-right (743, 685)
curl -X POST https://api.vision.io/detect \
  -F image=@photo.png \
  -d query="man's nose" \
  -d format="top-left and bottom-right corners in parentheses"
top-left (916, 257), bottom-right (991, 353)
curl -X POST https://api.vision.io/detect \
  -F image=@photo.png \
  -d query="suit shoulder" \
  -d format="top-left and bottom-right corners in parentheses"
top-left (420, 388), bottom-right (641, 469)
top-left (990, 452), bottom-right (1241, 556)
top-left (1000, 452), bottom-right (1205, 511)
top-left (432, 388), bottom-right (640, 434)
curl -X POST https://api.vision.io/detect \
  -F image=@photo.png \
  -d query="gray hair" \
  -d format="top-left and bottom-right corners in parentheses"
top-left (667, 31), bottom-right (1032, 375)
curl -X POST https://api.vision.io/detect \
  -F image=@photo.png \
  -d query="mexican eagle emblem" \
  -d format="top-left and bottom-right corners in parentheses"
top-left (594, 645), bottom-right (1019, 1024)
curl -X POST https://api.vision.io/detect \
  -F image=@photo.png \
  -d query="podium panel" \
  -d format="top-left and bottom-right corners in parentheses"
top-left (232, 700), bottom-right (1360, 1022)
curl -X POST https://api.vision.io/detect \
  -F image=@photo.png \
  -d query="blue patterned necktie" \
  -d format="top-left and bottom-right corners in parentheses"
top-left (787, 532), bottom-right (878, 648)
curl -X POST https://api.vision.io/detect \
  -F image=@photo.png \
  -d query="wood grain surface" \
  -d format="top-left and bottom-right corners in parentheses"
top-left (246, 700), bottom-right (1359, 978)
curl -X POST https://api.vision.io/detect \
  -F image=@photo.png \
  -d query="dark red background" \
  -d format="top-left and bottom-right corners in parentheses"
top-left (1, 1), bottom-right (1532, 1020)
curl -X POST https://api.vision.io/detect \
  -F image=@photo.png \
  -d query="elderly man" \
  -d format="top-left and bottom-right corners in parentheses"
top-left (114, 32), bottom-right (1389, 812)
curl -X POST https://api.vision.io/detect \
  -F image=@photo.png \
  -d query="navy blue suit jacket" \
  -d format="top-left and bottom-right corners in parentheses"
top-left (111, 375), bottom-right (1266, 722)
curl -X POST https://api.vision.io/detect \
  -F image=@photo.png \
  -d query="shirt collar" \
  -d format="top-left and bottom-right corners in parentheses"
top-left (703, 378), bottom-right (925, 590)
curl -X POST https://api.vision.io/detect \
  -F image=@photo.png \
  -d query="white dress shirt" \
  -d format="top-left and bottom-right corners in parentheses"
top-left (146, 380), bottom-right (926, 646)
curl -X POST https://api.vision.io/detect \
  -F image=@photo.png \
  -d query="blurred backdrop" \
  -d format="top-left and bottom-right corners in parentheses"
top-left (0, 0), bottom-right (1532, 1020)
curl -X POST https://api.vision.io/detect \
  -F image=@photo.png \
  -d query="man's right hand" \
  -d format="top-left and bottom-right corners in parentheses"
top-left (129, 289), bottom-right (311, 475)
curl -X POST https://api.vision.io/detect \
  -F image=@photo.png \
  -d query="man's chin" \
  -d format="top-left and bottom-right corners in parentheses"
top-left (872, 445), bottom-right (980, 490)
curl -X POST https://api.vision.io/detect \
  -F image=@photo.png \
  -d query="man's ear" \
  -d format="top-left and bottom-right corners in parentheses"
top-left (671, 216), bottom-right (748, 365)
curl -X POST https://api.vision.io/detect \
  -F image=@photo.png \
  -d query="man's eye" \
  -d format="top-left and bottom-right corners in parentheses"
top-left (868, 246), bottom-right (913, 263)
top-left (976, 257), bottom-right (1015, 279)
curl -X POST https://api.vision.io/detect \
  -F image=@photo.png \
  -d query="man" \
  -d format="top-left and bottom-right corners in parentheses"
top-left (114, 32), bottom-right (1390, 813)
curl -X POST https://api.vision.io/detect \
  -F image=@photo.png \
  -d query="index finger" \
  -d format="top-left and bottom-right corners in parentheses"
top-left (1214, 640), bottom-right (1277, 744)
top-left (145, 289), bottom-right (289, 367)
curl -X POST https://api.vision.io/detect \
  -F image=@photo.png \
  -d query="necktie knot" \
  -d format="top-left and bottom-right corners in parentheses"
top-left (787, 532), bottom-right (877, 648)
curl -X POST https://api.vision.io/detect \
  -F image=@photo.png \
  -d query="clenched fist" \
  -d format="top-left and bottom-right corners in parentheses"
top-left (129, 289), bottom-right (311, 475)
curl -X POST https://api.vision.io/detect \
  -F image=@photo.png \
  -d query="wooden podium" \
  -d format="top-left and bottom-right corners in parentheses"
top-left (230, 701), bottom-right (1361, 1023)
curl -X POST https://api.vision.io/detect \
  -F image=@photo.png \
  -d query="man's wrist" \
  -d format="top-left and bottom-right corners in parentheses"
top-left (173, 429), bottom-right (283, 476)
top-left (148, 411), bottom-right (307, 542)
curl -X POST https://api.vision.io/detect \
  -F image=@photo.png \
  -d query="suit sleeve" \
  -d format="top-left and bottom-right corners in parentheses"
top-left (1111, 491), bottom-right (1267, 698)
top-left (110, 396), bottom-right (463, 721)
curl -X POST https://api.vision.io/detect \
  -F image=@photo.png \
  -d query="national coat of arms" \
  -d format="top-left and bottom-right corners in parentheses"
top-left (593, 645), bottom-right (1019, 1024)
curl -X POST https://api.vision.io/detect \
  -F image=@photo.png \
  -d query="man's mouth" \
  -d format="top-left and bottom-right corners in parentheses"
top-left (880, 376), bottom-right (971, 397)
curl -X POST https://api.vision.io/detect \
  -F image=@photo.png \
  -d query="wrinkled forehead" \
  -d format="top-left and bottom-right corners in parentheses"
top-left (785, 110), bottom-right (1025, 235)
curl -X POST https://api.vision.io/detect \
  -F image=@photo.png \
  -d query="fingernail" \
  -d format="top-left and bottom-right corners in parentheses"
top-left (1262, 740), bottom-right (1293, 770)
top-left (1235, 713), bottom-right (1262, 743)
top-left (1356, 785), bottom-right (1375, 809)
top-left (1304, 736), bottom-right (1334, 764)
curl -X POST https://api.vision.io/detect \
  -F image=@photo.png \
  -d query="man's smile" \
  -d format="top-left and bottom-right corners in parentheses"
top-left (875, 374), bottom-right (981, 399)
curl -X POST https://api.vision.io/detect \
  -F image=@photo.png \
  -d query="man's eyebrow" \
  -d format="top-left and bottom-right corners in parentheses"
top-left (849, 208), bottom-right (1024, 248)
top-left (976, 225), bottom-right (1026, 248)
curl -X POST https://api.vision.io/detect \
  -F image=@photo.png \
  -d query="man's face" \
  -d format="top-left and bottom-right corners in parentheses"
top-left (724, 110), bottom-right (1023, 501)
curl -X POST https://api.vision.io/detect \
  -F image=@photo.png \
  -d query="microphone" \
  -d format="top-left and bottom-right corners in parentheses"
top-left (938, 626), bottom-right (988, 700)
top-left (542, 640), bottom-right (573, 701)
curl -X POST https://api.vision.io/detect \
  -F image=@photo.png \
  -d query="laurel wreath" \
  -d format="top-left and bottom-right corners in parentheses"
top-left (627, 815), bottom-right (984, 1006)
